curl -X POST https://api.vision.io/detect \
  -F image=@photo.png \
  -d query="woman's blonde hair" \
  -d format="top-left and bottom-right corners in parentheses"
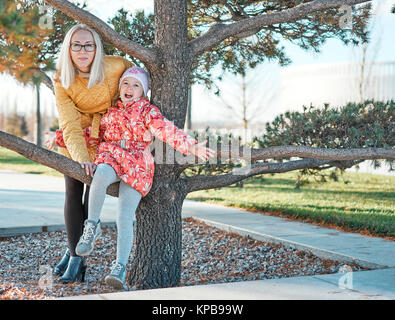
top-left (57, 24), bottom-right (105, 89)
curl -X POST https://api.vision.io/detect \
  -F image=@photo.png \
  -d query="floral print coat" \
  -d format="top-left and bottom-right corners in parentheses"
top-left (94, 98), bottom-right (198, 197)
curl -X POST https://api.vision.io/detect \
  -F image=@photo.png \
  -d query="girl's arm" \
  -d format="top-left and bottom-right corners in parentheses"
top-left (143, 104), bottom-right (216, 161)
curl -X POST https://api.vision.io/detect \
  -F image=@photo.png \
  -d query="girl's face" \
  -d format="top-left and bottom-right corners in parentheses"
top-left (120, 77), bottom-right (144, 103)
top-left (69, 29), bottom-right (96, 73)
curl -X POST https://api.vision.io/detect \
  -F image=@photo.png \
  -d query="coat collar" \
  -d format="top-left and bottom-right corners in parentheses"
top-left (115, 97), bottom-right (149, 110)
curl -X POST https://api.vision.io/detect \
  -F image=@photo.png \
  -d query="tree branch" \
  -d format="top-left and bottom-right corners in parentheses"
top-left (182, 142), bottom-right (393, 192)
top-left (0, 131), bottom-right (120, 197)
top-left (174, 144), bottom-right (394, 173)
top-left (42, 72), bottom-right (54, 93)
top-left (205, 144), bottom-right (394, 162)
top-left (189, 0), bottom-right (370, 58)
top-left (185, 158), bottom-right (338, 193)
top-left (248, 145), bottom-right (395, 162)
top-left (44, 0), bottom-right (161, 68)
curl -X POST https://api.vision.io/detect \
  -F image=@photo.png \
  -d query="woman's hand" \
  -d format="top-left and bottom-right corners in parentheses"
top-left (44, 130), bottom-right (56, 150)
top-left (80, 162), bottom-right (97, 177)
top-left (188, 139), bottom-right (216, 162)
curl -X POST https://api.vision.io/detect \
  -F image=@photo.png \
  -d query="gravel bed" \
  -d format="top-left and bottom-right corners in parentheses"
top-left (0, 217), bottom-right (368, 300)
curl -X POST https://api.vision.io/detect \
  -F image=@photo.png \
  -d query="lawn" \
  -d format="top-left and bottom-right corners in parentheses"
top-left (0, 147), bottom-right (62, 177)
top-left (1, 146), bottom-right (394, 239)
top-left (186, 169), bottom-right (395, 239)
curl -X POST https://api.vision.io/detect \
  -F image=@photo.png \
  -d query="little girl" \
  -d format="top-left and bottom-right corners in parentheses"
top-left (75, 66), bottom-right (216, 290)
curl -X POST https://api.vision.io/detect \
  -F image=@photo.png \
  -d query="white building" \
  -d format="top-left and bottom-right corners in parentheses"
top-left (278, 61), bottom-right (395, 112)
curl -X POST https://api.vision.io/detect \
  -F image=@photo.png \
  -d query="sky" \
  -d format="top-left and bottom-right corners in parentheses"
top-left (0, 0), bottom-right (394, 125)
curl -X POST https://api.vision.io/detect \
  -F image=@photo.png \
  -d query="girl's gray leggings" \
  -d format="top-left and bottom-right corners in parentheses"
top-left (88, 163), bottom-right (142, 266)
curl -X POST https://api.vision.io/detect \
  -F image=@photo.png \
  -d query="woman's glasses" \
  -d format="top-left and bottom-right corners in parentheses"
top-left (70, 43), bottom-right (96, 52)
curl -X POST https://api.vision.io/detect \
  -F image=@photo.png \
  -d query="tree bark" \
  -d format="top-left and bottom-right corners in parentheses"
top-left (35, 84), bottom-right (42, 147)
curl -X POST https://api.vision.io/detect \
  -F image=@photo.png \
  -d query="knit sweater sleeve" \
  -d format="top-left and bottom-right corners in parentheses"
top-left (142, 104), bottom-right (198, 156)
top-left (54, 81), bottom-right (91, 163)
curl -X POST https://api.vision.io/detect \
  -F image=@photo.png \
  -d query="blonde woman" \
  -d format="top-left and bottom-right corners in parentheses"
top-left (52, 24), bottom-right (133, 283)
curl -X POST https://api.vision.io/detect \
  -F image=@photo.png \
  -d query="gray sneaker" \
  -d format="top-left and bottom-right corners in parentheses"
top-left (75, 219), bottom-right (102, 256)
top-left (105, 261), bottom-right (128, 290)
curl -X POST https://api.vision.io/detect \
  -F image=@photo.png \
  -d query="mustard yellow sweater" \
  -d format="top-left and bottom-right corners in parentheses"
top-left (53, 56), bottom-right (133, 163)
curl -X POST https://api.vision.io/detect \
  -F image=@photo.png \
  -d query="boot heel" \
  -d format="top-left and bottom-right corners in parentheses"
top-left (80, 265), bottom-right (87, 283)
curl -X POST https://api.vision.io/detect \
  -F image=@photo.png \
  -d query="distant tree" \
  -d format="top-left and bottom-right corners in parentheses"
top-left (20, 114), bottom-right (29, 137)
top-left (5, 110), bottom-right (28, 138)
top-left (213, 63), bottom-right (276, 144)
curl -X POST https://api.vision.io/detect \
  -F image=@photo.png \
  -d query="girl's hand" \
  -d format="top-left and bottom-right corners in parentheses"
top-left (44, 130), bottom-right (56, 150)
top-left (188, 139), bottom-right (216, 162)
top-left (80, 162), bottom-right (97, 177)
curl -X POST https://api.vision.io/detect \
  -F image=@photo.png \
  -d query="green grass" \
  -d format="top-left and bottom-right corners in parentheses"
top-left (0, 147), bottom-right (62, 177)
top-left (186, 170), bottom-right (395, 239)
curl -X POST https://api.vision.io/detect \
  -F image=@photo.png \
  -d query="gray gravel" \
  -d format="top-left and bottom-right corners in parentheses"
top-left (0, 218), bottom-right (368, 299)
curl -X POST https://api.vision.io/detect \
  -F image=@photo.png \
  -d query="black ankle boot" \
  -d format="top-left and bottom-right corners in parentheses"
top-left (58, 256), bottom-right (87, 283)
top-left (54, 249), bottom-right (70, 276)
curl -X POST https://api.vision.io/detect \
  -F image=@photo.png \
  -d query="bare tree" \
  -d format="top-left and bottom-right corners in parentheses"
top-left (2, 0), bottom-right (393, 290)
top-left (214, 63), bottom-right (277, 143)
top-left (351, 1), bottom-right (382, 102)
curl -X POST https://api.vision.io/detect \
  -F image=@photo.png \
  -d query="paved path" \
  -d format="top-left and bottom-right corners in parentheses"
top-left (0, 170), bottom-right (394, 300)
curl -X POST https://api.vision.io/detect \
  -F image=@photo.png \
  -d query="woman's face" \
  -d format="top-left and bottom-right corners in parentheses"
top-left (69, 29), bottom-right (96, 73)
top-left (120, 77), bottom-right (144, 103)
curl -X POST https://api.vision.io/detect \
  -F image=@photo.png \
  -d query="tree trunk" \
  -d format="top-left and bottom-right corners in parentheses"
top-left (185, 85), bottom-right (192, 131)
top-left (129, 0), bottom-right (191, 289)
top-left (129, 177), bottom-right (188, 289)
top-left (36, 84), bottom-right (42, 147)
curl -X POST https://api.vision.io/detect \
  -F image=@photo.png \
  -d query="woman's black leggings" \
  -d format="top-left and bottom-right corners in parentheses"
top-left (64, 175), bottom-right (90, 257)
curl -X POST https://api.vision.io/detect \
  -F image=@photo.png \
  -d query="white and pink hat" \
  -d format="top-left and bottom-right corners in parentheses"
top-left (119, 66), bottom-right (149, 96)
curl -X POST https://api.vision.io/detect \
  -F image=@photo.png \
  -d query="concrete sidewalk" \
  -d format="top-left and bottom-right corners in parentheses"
top-left (0, 170), bottom-right (394, 300)
top-left (0, 170), bottom-right (118, 236)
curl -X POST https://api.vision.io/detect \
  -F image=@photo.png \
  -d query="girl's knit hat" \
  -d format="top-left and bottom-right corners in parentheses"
top-left (119, 66), bottom-right (149, 96)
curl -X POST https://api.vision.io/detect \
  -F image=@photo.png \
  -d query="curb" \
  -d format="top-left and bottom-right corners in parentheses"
top-left (193, 217), bottom-right (390, 271)
top-left (0, 224), bottom-right (66, 238)
top-left (0, 222), bottom-right (116, 238)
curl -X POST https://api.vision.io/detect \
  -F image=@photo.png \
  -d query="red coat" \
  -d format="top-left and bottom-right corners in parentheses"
top-left (94, 98), bottom-right (198, 197)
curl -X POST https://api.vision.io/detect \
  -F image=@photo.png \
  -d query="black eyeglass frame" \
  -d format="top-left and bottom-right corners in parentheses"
top-left (69, 43), bottom-right (97, 52)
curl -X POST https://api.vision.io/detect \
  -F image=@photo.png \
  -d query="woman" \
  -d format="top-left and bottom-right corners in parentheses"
top-left (52, 23), bottom-right (133, 283)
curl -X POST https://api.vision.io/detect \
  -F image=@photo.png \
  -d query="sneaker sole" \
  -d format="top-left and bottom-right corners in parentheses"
top-left (105, 275), bottom-right (127, 290)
